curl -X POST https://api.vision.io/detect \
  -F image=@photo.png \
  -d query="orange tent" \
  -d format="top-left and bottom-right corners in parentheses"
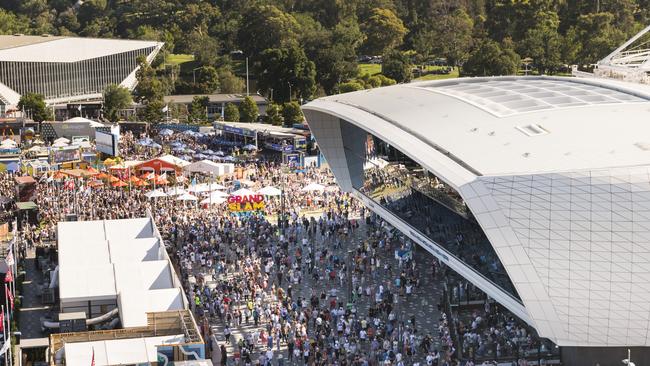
top-left (128, 176), bottom-right (142, 184)
top-left (86, 166), bottom-right (99, 174)
top-left (88, 180), bottom-right (104, 188)
top-left (96, 172), bottom-right (109, 180)
top-left (134, 179), bottom-right (149, 187)
top-left (111, 180), bottom-right (127, 187)
top-left (107, 175), bottom-right (120, 183)
top-left (52, 171), bottom-right (67, 180)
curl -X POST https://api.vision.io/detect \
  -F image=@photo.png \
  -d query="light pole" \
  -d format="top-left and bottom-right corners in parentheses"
top-left (288, 82), bottom-right (292, 102)
top-left (192, 67), bottom-right (202, 84)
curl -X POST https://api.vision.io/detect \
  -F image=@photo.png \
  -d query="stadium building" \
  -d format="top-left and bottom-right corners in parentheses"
top-left (303, 76), bottom-right (650, 365)
top-left (0, 34), bottom-right (163, 114)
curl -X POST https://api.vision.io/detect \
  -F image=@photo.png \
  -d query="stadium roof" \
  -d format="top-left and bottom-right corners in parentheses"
top-left (304, 76), bottom-right (650, 179)
top-left (0, 35), bottom-right (162, 62)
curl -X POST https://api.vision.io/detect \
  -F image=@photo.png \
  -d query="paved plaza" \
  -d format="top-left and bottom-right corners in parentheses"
top-left (192, 218), bottom-right (446, 365)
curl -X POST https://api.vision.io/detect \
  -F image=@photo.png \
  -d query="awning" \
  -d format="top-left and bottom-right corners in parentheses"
top-left (16, 201), bottom-right (37, 210)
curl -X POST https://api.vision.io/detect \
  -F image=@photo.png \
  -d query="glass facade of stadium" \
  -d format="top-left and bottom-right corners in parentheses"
top-left (339, 119), bottom-right (521, 302)
top-left (0, 46), bottom-right (155, 102)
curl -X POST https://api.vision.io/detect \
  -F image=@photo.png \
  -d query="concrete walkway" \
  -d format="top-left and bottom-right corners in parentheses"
top-left (18, 248), bottom-right (51, 340)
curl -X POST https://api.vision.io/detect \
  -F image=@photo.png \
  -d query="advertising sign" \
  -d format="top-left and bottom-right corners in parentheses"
top-left (227, 194), bottom-right (266, 212)
top-left (294, 138), bottom-right (307, 150)
top-left (71, 136), bottom-right (90, 145)
top-left (95, 131), bottom-right (118, 156)
top-left (50, 146), bottom-right (81, 164)
top-left (222, 125), bottom-right (256, 138)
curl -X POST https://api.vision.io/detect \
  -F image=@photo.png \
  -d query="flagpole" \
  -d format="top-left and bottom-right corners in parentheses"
top-left (11, 236), bottom-right (16, 298)
top-left (1, 305), bottom-right (5, 366)
top-left (4, 285), bottom-right (10, 366)
top-left (5, 304), bottom-right (9, 366)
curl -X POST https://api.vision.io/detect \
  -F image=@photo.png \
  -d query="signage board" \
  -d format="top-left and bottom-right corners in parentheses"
top-left (95, 131), bottom-right (118, 156)
top-left (50, 146), bottom-right (81, 164)
top-left (222, 125), bottom-right (256, 138)
top-left (227, 194), bottom-right (266, 212)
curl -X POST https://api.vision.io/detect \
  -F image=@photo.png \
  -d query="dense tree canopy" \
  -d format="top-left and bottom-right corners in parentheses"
top-left (1, 0), bottom-right (647, 106)
top-left (102, 84), bottom-right (132, 123)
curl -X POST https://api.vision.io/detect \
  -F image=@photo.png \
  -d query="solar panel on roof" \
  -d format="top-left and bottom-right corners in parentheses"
top-left (423, 78), bottom-right (650, 117)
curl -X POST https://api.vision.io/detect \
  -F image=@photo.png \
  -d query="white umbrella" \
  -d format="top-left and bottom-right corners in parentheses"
top-left (207, 182), bottom-right (227, 190)
top-left (145, 189), bottom-right (168, 198)
top-left (231, 188), bottom-right (255, 196)
top-left (52, 141), bottom-right (68, 148)
top-left (167, 186), bottom-right (187, 195)
top-left (177, 192), bottom-right (198, 201)
top-left (200, 196), bottom-right (227, 205)
top-left (302, 183), bottom-right (325, 192)
top-left (257, 186), bottom-right (282, 196)
top-left (0, 139), bottom-right (16, 147)
top-left (239, 179), bottom-right (255, 187)
top-left (54, 137), bottom-right (70, 144)
top-left (204, 190), bottom-right (229, 198)
top-left (188, 183), bottom-right (211, 193)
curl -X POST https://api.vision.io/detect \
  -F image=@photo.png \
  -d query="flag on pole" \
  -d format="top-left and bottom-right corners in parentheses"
top-left (0, 309), bottom-right (4, 332)
top-left (161, 104), bottom-right (169, 113)
top-left (77, 104), bottom-right (82, 112)
top-left (7, 288), bottom-right (14, 310)
top-left (4, 271), bottom-right (11, 284)
top-left (5, 249), bottom-right (13, 267)
top-left (0, 339), bottom-right (9, 356)
top-left (91, 346), bottom-right (95, 366)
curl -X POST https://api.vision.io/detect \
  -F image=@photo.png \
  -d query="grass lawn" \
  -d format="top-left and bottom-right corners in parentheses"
top-left (166, 54), bottom-right (194, 65)
top-left (358, 63), bottom-right (460, 81)
top-left (358, 63), bottom-right (381, 76)
top-left (415, 67), bottom-right (460, 81)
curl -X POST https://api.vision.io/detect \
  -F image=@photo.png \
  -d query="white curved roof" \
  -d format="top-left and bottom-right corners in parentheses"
top-left (304, 76), bottom-right (650, 177)
top-left (0, 35), bottom-right (162, 63)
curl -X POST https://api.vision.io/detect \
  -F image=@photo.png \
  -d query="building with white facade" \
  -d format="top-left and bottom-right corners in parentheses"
top-left (303, 76), bottom-right (650, 364)
top-left (0, 35), bottom-right (163, 113)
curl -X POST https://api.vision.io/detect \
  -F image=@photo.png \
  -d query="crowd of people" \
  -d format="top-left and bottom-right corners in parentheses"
top-left (2, 128), bottom-right (558, 366)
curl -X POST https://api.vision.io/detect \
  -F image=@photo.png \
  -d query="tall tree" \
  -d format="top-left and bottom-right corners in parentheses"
top-left (567, 12), bottom-right (627, 65)
top-left (361, 8), bottom-right (408, 55)
top-left (237, 4), bottom-right (300, 58)
top-left (224, 102), bottom-right (240, 122)
top-left (194, 66), bottom-right (220, 94)
top-left (281, 102), bottom-right (304, 127)
top-left (218, 70), bottom-right (245, 93)
top-left (431, 8), bottom-right (474, 67)
top-left (462, 38), bottom-right (520, 76)
top-left (102, 84), bottom-right (132, 123)
top-left (188, 96), bottom-right (209, 124)
top-left (265, 103), bottom-right (283, 126)
top-left (18, 93), bottom-right (51, 122)
top-left (239, 96), bottom-right (259, 122)
top-left (518, 11), bottom-right (563, 74)
top-left (134, 56), bottom-right (167, 124)
top-left (381, 51), bottom-right (412, 83)
top-left (256, 45), bottom-right (316, 103)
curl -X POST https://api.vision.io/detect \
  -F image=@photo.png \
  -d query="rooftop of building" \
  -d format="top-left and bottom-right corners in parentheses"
top-left (0, 35), bottom-right (162, 63)
top-left (57, 216), bottom-right (187, 328)
top-left (304, 75), bottom-right (650, 177)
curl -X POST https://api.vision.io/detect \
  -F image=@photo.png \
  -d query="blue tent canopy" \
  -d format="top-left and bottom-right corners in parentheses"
top-left (5, 162), bottom-right (18, 172)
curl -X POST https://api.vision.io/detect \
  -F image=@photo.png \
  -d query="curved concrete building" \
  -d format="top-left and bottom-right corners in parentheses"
top-left (0, 35), bottom-right (163, 111)
top-left (303, 76), bottom-right (650, 363)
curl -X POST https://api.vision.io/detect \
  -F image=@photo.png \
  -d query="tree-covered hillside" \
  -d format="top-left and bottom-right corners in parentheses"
top-left (1, 0), bottom-right (648, 103)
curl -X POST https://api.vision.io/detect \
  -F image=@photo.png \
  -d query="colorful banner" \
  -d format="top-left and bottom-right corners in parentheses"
top-left (227, 194), bottom-right (266, 212)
